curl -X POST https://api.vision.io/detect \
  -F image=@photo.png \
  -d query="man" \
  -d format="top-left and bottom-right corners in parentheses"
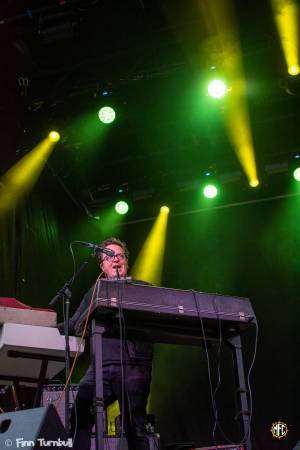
top-left (61, 237), bottom-right (153, 450)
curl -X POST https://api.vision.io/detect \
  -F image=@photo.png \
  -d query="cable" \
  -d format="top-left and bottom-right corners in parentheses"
top-left (192, 290), bottom-right (257, 447)
top-left (210, 295), bottom-right (237, 445)
top-left (209, 301), bottom-right (239, 446)
top-left (192, 290), bottom-right (218, 447)
top-left (116, 278), bottom-right (131, 450)
top-left (236, 318), bottom-right (258, 448)
top-left (211, 296), bottom-right (223, 441)
top-left (55, 275), bottom-right (101, 446)
top-left (108, 276), bottom-right (136, 450)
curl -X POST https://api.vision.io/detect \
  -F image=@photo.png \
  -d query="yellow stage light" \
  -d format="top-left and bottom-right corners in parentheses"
top-left (131, 207), bottom-right (169, 286)
top-left (160, 205), bottom-right (170, 214)
top-left (271, 0), bottom-right (299, 77)
top-left (48, 131), bottom-right (60, 142)
top-left (0, 137), bottom-right (58, 214)
top-left (249, 179), bottom-right (259, 188)
top-left (198, 0), bottom-right (258, 187)
top-left (288, 64), bottom-right (300, 76)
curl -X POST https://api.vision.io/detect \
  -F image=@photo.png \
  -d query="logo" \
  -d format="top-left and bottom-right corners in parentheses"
top-left (270, 421), bottom-right (289, 439)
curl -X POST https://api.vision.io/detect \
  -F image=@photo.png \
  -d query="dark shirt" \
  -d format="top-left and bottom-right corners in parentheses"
top-left (58, 279), bottom-right (153, 366)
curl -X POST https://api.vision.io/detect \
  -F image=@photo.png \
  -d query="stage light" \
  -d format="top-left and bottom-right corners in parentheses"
top-left (203, 184), bottom-right (218, 199)
top-left (288, 65), bottom-right (300, 76)
top-left (293, 167), bottom-right (300, 181)
top-left (48, 131), bottom-right (60, 142)
top-left (0, 138), bottom-right (57, 214)
top-left (249, 179), bottom-right (259, 187)
top-left (208, 80), bottom-right (227, 99)
top-left (271, 0), bottom-right (299, 79)
top-left (98, 106), bottom-right (116, 124)
top-left (160, 206), bottom-right (170, 214)
top-left (198, 2), bottom-right (258, 187)
top-left (131, 207), bottom-right (169, 285)
top-left (115, 201), bottom-right (129, 215)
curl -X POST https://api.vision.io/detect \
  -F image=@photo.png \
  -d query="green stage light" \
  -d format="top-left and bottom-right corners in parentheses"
top-left (98, 106), bottom-right (116, 124)
top-left (115, 200), bottom-right (129, 215)
top-left (203, 184), bottom-right (218, 199)
top-left (293, 167), bottom-right (300, 181)
top-left (207, 80), bottom-right (227, 99)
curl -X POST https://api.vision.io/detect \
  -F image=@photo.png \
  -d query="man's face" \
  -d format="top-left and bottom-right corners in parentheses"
top-left (100, 244), bottom-right (128, 279)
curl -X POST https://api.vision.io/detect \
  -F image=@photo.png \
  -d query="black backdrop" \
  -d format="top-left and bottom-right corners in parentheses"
top-left (1, 184), bottom-right (299, 449)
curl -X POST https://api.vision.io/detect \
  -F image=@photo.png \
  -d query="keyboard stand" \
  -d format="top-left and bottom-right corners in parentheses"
top-left (0, 350), bottom-right (66, 408)
top-left (226, 335), bottom-right (251, 450)
top-left (90, 318), bottom-right (106, 450)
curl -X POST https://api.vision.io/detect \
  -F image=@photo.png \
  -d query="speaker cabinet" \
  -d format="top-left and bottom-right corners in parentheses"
top-left (0, 404), bottom-right (68, 449)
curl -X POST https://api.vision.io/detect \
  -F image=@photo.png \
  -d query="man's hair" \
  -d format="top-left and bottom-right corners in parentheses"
top-left (98, 237), bottom-right (129, 263)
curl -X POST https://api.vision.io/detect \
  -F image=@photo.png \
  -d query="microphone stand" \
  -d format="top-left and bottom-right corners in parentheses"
top-left (49, 252), bottom-right (95, 435)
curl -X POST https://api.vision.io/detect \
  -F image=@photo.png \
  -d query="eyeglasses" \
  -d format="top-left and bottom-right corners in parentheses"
top-left (103, 253), bottom-right (126, 262)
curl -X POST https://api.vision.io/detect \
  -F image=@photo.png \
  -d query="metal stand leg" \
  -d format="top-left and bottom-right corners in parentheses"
top-left (90, 319), bottom-right (106, 450)
top-left (11, 382), bottom-right (20, 410)
top-left (226, 334), bottom-right (251, 450)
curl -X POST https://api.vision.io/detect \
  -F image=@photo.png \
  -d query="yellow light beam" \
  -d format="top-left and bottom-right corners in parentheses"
top-left (224, 83), bottom-right (259, 185)
top-left (0, 136), bottom-right (56, 214)
top-left (130, 207), bottom-right (169, 286)
top-left (199, 0), bottom-right (258, 186)
top-left (271, 0), bottom-right (299, 75)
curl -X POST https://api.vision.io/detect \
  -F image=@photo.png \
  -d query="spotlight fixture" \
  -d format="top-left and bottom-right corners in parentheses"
top-left (48, 131), bottom-right (60, 142)
top-left (115, 200), bottom-right (129, 215)
top-left (249, 179), bottom-right (259, 188)
top-left (293, 167), bottom-right (300, 181)
top-left (207, 79), bottom-right (227, 99)
top-left (288, 65), bottom-right (300, 76)
top-left (160, 206), bottom-right (170, 214)
top-left (203, 184), bottom-right (218, 199)
top-left (98, 106), bottom-right (116, 124)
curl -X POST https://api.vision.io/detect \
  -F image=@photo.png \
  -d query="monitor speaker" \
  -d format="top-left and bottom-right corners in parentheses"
top-left (0, 404), bottom-right (68, 449)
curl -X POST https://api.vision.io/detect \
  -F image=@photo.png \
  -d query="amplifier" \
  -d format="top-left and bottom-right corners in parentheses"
top-left (42, 384), bottom-right (159, 450)
top-left (41, 384), bottom-right (79, 428)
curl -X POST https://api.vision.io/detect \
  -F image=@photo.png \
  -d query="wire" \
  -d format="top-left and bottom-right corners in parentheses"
top-left (55, 273), bottom-right (102, 443)
top-left (116, 278), bottom-right (130, 450)
top-left (192, 290), bottom-right (218, 447)
top-left (69, 241), bottom-right (77, 286)
top-left (209, 299), bottom-right (239, 446)
top-left (211, 296), bottom-right (223, 442)
top-left (192, 290), bottom-right (257, 447)
top-left (237, 318), bottom-right (258, 448)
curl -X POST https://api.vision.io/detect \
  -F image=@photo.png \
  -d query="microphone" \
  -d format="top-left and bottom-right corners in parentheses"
top-left (76, 241), bottom-right (115, 257)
